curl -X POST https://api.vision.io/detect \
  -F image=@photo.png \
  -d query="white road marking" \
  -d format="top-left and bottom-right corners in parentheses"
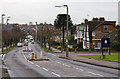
top-left (22, 52), bottom-right (27, 60)
top-left (30, 62), bottom-right (34, 64)
top-left (88, 71), bottom-right (97, 75)
top-left (42, 67), bottom-right (49, 71)
top-left (51, 72), bottom-right (61, 77)
top-left (96, 74), bottom-right (104, 77)
top-left (79, 69), bottom-right (84, 71)
top-left (56, 61), bottom-right (61, 64)
top-left (64, 65), bottom-right (71, 67)
top-left (74, 67), bottom-right (84, 71)
top-left (36, 64), bottom-right (40, 67)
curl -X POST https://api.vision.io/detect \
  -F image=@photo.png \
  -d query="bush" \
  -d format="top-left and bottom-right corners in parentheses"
top-left (57, 46), bottom-right (62, 50)
top-left (73, 44), bottom-right (78, 48)
top-left (69, 48), bottom-right (75, 51)
top-left (52, 41), bottom-right (61, 46)
top-left (111, 41), bottom-right (120, 51)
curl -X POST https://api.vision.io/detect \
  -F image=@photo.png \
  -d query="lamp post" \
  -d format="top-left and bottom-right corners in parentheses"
top-left (55, 5), bottom-right (69, 57)
top-left (35, 21), bottom-right (38, 42)
top-left (35, 21), bottom-right (38, 58)
top-left (6, 17), bottom-right (10, 25)
top-left (1, 14), bottom-right (5, 54)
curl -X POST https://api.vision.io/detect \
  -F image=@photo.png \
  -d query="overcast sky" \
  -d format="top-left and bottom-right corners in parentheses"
top-left (0, 0), bottom-right (119, 24)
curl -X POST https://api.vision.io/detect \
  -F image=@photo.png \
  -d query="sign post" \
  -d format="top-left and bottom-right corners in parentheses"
top-left (101, 38), bottom-right (110, 59)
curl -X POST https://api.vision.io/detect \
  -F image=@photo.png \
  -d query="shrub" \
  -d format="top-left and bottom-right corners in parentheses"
top-left (111, 41), bottom-right (120, 51)
top-left (52, 41), bottom-right (61, 46)
top-left (57, 46), bottom-right (62, 50)
top-left (73, 44), bottom-right (78, 48)
top-left (69, 48), bottom-right (75, 51)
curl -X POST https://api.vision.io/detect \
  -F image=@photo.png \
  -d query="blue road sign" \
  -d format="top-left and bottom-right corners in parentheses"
top-left (101, 38), bottom-right (110, 48)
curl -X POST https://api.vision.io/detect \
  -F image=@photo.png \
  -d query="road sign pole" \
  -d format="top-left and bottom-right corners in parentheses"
top-left (108, 47), bottom-right (110, 55)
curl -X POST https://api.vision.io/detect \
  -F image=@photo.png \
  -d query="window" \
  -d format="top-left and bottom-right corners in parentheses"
top-left (98, 43), bottom-right (101, 49)
top-left (104, 26), bottom-right (108, 30)
top-left (92, 33), bottom-right (95, 36)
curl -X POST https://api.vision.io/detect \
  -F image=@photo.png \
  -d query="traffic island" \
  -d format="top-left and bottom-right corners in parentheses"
top-left (28, 58), bottom-right (49, 61)
top-left (23, 50), bottom-right (33, 52)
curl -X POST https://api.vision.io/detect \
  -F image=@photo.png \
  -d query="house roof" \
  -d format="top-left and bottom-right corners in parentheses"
top-left (91, 21), bottom-right (117, 32)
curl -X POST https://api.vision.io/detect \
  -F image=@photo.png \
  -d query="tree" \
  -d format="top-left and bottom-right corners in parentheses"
top-left (54, 14), bottom-right (73, 47)
top-left (111, 41), bottom-right (120, 51)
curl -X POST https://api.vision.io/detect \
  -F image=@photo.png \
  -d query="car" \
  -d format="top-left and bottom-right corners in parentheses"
top-left (17, 43), bottom-right (23, 47)
top-left (31, 41), bottom-right (34, 44)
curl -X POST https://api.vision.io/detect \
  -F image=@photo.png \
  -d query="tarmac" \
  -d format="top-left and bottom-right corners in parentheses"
top-left (50, 47), bottom-right (120, 70)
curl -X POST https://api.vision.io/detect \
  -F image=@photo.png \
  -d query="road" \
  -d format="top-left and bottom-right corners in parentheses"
top-left (3, 42), bottom-right (119, 78)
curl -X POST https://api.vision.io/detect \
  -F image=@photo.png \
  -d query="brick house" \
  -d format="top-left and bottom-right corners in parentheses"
top-left (83, 17), bottom-right (117, 50)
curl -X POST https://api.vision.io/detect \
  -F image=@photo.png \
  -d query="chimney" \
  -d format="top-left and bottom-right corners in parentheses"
top-left (92, 17), bottom-right (98, 22)
top-left (84, 19), bottom-right (88, 24)
top-left (99, 17), bottom-right (105, 22)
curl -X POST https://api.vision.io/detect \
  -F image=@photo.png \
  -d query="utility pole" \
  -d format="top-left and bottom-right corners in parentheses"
top-left (65, 5), bottom-right (69, 57)
top-left (55, 5), bottom-right (69, 57)
top-left (35, 21), bottom-right (38, 58)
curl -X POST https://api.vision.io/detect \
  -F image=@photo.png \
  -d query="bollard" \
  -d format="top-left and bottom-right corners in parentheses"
top-left (31, 52), bottom-right (35, 59)
top-left (24, 48), bottom-right (26, 51)
top-left (40, 51), bottom-right (43, 59)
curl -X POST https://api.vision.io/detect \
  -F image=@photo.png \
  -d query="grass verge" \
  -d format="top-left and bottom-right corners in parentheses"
top-left (36, 42), bottom-right (52, 52)
top-left (4, 46), bottom-right (17, 53)
top-left (79, 54), bottom-right (120, 63)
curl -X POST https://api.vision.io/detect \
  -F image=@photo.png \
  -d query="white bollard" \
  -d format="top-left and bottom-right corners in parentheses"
top-left (40, 51), bottom-right (43, 59)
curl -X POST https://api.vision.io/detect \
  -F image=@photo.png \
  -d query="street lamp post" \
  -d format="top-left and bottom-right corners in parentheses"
top-left (35, 21), bottom-right (38, 42)
top-left (6, 17), bottom-right (10, 25)
top-left (35, 21), bottom-right (38, 58)
top-left (1, 14), bottom-right (5, 54)
top-left (55, 5), bottom-right (69, 57)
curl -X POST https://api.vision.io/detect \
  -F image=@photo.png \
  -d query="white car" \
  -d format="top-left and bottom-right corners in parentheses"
top-left (17, 43), bottom-right (23, 47)
top-left (31, 41), bottom-right (34, 44)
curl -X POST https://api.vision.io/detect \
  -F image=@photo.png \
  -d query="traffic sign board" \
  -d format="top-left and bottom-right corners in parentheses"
top-left (101, 38), bottom-right (110, 48)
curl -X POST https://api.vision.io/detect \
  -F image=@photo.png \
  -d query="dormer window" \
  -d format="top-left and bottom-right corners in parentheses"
top-left (104, 26), bottom-right (108, 30)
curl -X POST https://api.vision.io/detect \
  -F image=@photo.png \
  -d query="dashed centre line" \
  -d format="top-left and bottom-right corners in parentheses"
top-left (30, 62), bottom-right (34, 64)
top-left (42, 67), bottom-right (49, 71)
top-left (52, 72), bottom-right (61, 77)
top-left (88, 71), bottom-right (97, 75)
top-left (36, 64), bottom-right (40, 67)
top-left (96, 74), bottom-right (104, 77)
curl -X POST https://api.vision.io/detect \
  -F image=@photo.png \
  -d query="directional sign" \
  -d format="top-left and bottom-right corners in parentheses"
top-left (101, 38), bottom-right (110, 48)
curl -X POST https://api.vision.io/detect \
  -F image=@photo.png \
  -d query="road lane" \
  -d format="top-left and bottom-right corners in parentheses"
top-left (4, 47), bottom-right (59, 78)
top-left (3, 42), bottom-right (119, 78)
top-left (27, 42), bottom-right (119, 77)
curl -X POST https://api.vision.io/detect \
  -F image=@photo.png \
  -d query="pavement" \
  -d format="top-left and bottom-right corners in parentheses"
top-left (50, 47), bottom-right (120, 70)
top-left (0, 54), bottom-right (2, 79)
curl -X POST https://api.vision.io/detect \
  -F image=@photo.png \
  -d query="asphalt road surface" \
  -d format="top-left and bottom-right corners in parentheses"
top-left (3, 42), bottom-right (119, 78)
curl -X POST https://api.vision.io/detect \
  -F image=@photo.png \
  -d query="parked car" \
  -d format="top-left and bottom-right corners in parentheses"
top-left (31, 41), bottom-right (34, 44)
top-left (17, 43), bottom-right (23, 47)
